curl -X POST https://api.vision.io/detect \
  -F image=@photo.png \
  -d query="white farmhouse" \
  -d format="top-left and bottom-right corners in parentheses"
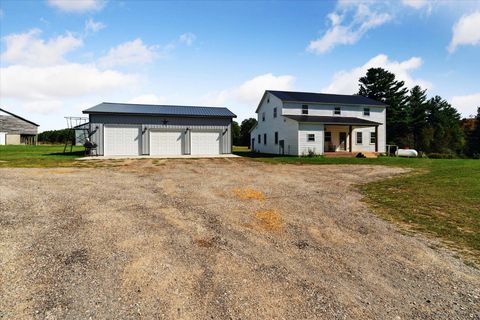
top-left (250, 91), bottom-right (387, 156)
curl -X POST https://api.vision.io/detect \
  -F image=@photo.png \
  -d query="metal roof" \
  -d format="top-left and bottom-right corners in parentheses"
top-left (83, 102), bottom-right (236, 118)
top-left (267, 90), bottom-right (387, 107)
top-left (284, 115), bottom-right (381, 126)
top-left (0, 107), bottom-right (39, 126)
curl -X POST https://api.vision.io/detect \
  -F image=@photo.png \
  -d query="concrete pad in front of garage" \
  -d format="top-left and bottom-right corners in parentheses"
top-left (77, 154), bottom-right (240, 160)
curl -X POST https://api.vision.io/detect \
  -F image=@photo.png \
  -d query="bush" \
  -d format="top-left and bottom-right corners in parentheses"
top-left (427, 153), bottom-right (456, 159)
top-left (301, 148), bottom-right (319, 157)
top-left (472, 153), bottom-right (480, 159)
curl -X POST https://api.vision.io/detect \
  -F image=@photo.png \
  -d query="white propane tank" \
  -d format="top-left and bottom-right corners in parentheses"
top-left (396, 149), bottom-right (418, 158)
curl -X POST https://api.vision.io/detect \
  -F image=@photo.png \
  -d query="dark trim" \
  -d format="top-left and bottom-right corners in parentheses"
top-left (348, 125), bottom-right (352, 152)
top-left (285, 115), bottom-right (381, 126)
top-left (82, 111), bottom-right (236, 119)
top-left (375, 125), bottom-right (378, 152)
top-left (0, 108), bottom-right (39, 127)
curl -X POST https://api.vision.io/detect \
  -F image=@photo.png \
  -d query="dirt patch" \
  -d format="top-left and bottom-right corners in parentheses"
top-left (254, 209), bottom-right (283, 231)
top-left (0, 160), bottom-right (479, 319)
top-left (232, 187), bottom-right (265, 200)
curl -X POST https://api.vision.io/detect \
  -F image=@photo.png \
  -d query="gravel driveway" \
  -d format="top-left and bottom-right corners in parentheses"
top-left (1, 159), bottom-right (479, 319)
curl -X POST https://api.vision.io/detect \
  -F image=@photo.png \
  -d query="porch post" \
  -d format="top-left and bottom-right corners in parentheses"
top-left (375, 125), bottom-right (378, 152)
top-left (348, 125), bottom-right (352, 152)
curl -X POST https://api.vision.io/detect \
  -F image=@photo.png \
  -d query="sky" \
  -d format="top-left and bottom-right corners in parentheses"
top-left (0, 0), bottom-right (479, 132)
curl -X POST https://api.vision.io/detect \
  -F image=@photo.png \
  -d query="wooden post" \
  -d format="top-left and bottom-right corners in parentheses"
top-left (375, 126), bottom-right (378, 152)
top-left (348, 125), bottom-right (352, 152)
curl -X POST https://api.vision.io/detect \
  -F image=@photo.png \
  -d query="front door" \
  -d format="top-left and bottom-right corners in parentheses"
top-left (339, 132), bottom-right (347, 151)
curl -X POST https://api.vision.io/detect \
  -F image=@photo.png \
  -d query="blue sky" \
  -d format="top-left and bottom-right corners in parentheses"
top-left (1, 0), bottom-right (479, 131)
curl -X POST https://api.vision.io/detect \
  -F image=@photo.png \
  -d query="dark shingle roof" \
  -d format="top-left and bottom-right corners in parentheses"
top-left (267, 90), bottom-right (387, 107)
top-left (83, 102), bottom-right (236, 118)
top-left (284, 115), bottom-right (381, 126)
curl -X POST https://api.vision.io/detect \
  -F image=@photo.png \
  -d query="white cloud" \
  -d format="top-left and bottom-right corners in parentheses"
top-left (1, 64), bottom-right (137, 101)
top-left (85, 18), bottom-right (105, 33)
top-left (450, 93), bottom-right (480, 118)
top-left (307, 3), bottom-right (392, 54)
top-left (448, 11), bottom-right (480, 53)
top-left (323, 54), bottom-right (431, 94)
top-left (402, 0), bottom-right (430, 10)
top-left (47, 0), bottom-right (105, 13)
top-left (128, 94), bottom-right (167, 105)
top-left (98, 39), bottom-right (158, 68)
top-left (23, 100), bottom-right (63, 115)
top-left (179, 32), bottom-right (196, 46)
top-left (202, 73), bottom-right (295, 106)
top-left (1, 29), bottom-right (83, 66)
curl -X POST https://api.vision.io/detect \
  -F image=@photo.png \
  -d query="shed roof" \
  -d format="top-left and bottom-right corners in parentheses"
top-left (83, 102), bottom-right (236, 118)
top-left (0, 107), bottom-right (39, 126)
top-left (267, 90), bottom-right (387, 107)
top-left (284, 115), bottom-right (381, 126)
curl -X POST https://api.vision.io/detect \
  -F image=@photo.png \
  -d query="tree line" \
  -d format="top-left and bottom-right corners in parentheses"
top-left (38, 129), bottom-right (75, 144)
top-left (357, 67), bottom-right (479, 157)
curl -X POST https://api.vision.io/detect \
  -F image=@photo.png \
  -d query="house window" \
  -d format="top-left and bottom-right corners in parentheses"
top-left (273, 107), bottom-right (277, 118)
top-left (356, 132), bottom-right (363, 144)
top-left (262, 112), bottom-right (265, 122)
top-left (258, 134), bottom-right (261, 144)
top-left (275, 131), bottom-right (278, 144)
top-left (307, 134), bottom-right (315, 142)
top-left (370, 132), bottom-right (376, 144)
top-left (264, 133), bottom-right (267, 145)
top-left (364, 107), bottom-right (370, 116)
top-left (302, 104), bottom-right (309, 115)
top-left (325, 132), bottom-right (332, 142)
top-left (267, 98), bottom-right (270, 103)
top-left (334, 107), bottom-right (341, 115)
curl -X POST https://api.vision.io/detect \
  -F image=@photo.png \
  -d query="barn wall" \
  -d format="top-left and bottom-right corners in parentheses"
top-left (88, 114), bottom-right (232, 155)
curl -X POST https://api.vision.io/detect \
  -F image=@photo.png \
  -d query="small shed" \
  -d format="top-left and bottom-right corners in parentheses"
top-left (0, 108), bottom-right (39, 145)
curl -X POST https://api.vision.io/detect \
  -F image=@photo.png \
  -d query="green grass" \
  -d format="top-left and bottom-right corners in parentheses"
top-left (0, 145), bottom-right (85, 168)
top-left (233, 146), bottom-right (480, 264)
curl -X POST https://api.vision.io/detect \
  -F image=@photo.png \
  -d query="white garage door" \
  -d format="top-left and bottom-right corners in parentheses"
top-left (104, 126), bottom-right (141, 156)
top-left (0, 132), bottom-right (6, 145)
top-left (191, 131), bottom-right (221, 155)
top-left (150, 131), bottom-right (183, 156)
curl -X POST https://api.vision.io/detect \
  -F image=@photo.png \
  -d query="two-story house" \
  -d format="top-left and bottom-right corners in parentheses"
top-left (250, 90), bottom-right (387, 156)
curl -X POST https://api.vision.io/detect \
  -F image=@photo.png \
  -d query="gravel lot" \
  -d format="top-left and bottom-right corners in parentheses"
top-left (1, 158), bottom-right (479, 319)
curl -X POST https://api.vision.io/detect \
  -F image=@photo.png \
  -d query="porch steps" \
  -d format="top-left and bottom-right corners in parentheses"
top-left (324, 152), bottom-right (356, 158)
top-left (361, 152), bottom-right (378, 158)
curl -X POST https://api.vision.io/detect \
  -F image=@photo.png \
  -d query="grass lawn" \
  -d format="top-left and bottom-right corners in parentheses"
top-left (233, 146), bottom-right (480, 265)
top-left (0, 145), bottom-right (85, 168)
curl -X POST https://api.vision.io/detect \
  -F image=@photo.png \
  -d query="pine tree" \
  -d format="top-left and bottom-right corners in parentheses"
top-left (358, 68), bottom-right (409, 145)
top-left (407, 85), bottom-right (428, 150)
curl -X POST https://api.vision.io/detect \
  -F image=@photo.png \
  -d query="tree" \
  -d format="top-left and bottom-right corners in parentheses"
top-left (358, 67), bottom-right (409, 146)
top-left (464, 107), bottom-right (480, 156)
top-left (424, 96), bottom-right (464, 154)
top-left (231, 121), bottom-right (241, 145)
top-left (407, 85), bottom-right (428, 149)
top-left (239, 118), bottom-right (257, 146)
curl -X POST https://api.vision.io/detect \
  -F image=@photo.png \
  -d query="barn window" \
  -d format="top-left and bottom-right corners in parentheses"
top-left (370, 132), bottom-right (376, 144)
top-left (364, 107), bottom-right (370, 116)
top-left (273, 107), bottom-right (277, 118)
top-left (334, 107), bottom-right (341, 115)
top-left (262, 112), bottom-right (265, 122)
top-left (307, 134), bottom-right (315, 142)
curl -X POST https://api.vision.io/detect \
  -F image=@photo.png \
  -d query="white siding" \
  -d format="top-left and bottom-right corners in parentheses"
top-left (251, 92), bottom-right (299, 155)
top-left (298, 123), bottom-right (324, 155)
top-left (284, 102), bottom-right (386, 153)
